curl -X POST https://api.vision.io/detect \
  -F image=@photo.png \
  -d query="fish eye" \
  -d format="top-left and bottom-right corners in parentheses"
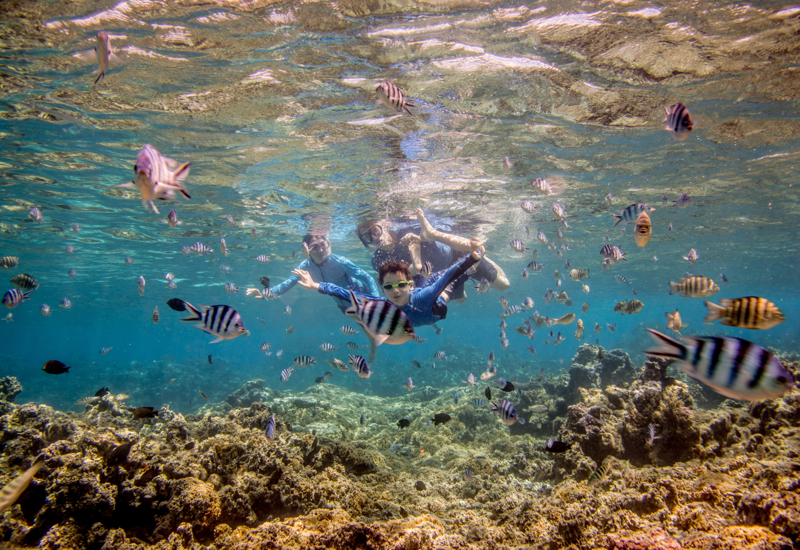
top-left (776, 375), bottom-right (788, 385)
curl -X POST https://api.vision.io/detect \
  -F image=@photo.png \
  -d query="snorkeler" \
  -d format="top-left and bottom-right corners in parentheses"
top-left (356, 209), bottom-right (509, 296)
top-left (249, 234), bottom-right (381, 313)
top-left (292, 247), bottom-right (483, 329)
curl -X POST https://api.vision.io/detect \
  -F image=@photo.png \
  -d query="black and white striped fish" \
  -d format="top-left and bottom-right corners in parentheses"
top-left (345, 289), bottom-right (415, 362)
top-left (346, 341), bottom-right (363, 350)
top-left (510, 239), bottom-right (528, 252)
top-left (492, 399), bottom-right (519, 425)
top-left (10, 274), bottom-right (39, 291)
top-left (166, 208), bottom-right (181, 229)
top-left (224, 283), bottom-right (239, 294)
top-left (668, 276), bottom-right (720, 298)
top-left (551, 202), bottom-right (566, 221)
top-left (527, 261), bottom-right (544, 271)
top-left (531, 178), bottom-right (553, 195)
top-left (59, 298), bottom-right (72, 309)
top-left (65, 245), bottom-right (75, 255)
top-left (0, 257), bottom-right (19, 269)
top-left (663, 103), bottom-right (693, 141)
top-left (166, 298), bottom-right (246, 343)
top-left (99, 347), bottom-right (112, 355)
top-left (348, 354), bottom-right (371, 379)
top-left (256, 255), bottom-right (270, 264)
top-left (340, 325), bottom-right (359, 336)
top-left (520, 200), bottom-right (536, 213)
top-left (2, 289), bottom-right (30, 309)
top-left (645, 329), bottom-right (794, 401)
top-left (600, 245), bottom-right (626, 262)
top-left (260, 342), bottom-right (271, 352)
top-left (152, 306), bottom-right (159, 324)
top-left (190, 242), bottom-right (214, 255)
top-left (615, 275), bottom-right (630, 285)
top-left (376, 82), bottom-right (414, 115)
top-left (114, 145), bottom-right (191, 213)
top-left (265, 414), bottom-right (276, 442)
top-left (434, 351), bottom-right (447, 360)
top-left (537, 231), bottom-right (548, 245)
top-left (280, 367), bottom-right (295, 382)
top-left (0, 460), bottom-right (43, 515)
top-left (319, 343), bottom-right (339, 352)
top-left (219, 238), bottom-right (228, 256)
top-left (611, 203), bottom-right (655, 227)
top-left (293, 355), bottom-right (318, 367)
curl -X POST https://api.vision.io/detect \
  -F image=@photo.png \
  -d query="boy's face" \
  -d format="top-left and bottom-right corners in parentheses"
top-left (307, 237), bottom-right (331, 263)
top-left (382, 271), bottom-right (413, 306)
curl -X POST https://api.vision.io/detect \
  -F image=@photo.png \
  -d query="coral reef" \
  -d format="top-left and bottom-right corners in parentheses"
top-left (0, 346), bottom-right (798, 549)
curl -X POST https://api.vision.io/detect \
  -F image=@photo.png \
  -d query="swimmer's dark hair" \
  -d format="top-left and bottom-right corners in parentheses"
top-left (378, 261), bottom-right (411, 285)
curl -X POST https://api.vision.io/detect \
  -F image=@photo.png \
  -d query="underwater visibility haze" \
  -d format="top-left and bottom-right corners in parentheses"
top-left (0, 0), bottom-right (799, 548)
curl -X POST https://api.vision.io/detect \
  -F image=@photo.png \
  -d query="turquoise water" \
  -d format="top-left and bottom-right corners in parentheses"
top-left (2, 0), bottom-right (799, 414)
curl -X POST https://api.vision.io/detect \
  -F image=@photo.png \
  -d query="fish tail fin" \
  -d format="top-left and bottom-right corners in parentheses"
top-left (345, 290), bottom-right (360, 316)
top-left (209, 336), bottom-right (224, 344)
top-left (645, 329), bottom-right (687, 361)
top-left (703, 301), bottom-right (724, 324)
top-left (178, 188), bottom-right (191, 200)
top-left (94, 71), bottom-right (105, 85)
top-left (668, 281), bottom-right (680, 295)
top-left (611, 214), bottom-right (622, 226)
top-left (174, 162), bottom-right (191, 183)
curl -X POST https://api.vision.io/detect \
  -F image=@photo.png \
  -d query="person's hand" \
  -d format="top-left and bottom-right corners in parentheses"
top-left (292, 269), bottom-right (319, 290)
top-left (399, 233), bottom-right (420, 247)
top-left (470, 248), bottom-right (483, 261)
top-left (469, 238), bottom-right (485, 255)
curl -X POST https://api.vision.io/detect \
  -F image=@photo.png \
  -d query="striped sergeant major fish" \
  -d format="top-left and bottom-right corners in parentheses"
top-left (345, 290), bottom-right (415, 363)
top-left (375, 82), bottom-right (414, 115)
top-left (492, 399), bottom-right (518, 426)
top-left (280, 366), bottom-right (294, 382)
top-left (611, 203), bottom-right (655, 227)
top-left (663, 103), bottom-right (693, 141)
top-left (600, 245), bottom-right (626, 262)
top-left (510, 239), bottom-right (528, 252)
top-left (531, 178), bottom-right (553, 195)
top-left (0, 459), bottom-right (43, 515)
top-left (73, 31), bottom-right (122, 84)
top-left (615, 275), bottom-right (630, 285)
top-left (166, 298), bottom-right (246, 343)
top-left (645, 329), bottom-right (794, 401)
top-left (520, 200), bottom-right (536, 214)
top-left (114, 145), bottom-right (190, 214)
top-left (0, 257), bottom-right (19, 269)
top-left (668, 276), bottom-right (720, 298)
top-left (348, 354), bottom-right (371, 379)
top-left (703, 297), bottom-right (785, 330)
top-left (2, 289), bottom-right (30, 309)
top-left (339, 325), bottom-right (359, 336)
top-left (10, 274), bottom-right (39, 291)
top-left (189, 242), bottom-right (214, 255)
top-left (292, 355), bottom-right (318, 367)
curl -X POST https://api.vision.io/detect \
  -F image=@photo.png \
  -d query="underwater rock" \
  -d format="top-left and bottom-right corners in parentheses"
top-left (0, 377), bottom-right (22, 403)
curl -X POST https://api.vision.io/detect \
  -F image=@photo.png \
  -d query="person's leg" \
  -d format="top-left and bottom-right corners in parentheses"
top-left (417, 208), bottom-right (509, 290)
top-left (416, 208), bottom-right (477, 253)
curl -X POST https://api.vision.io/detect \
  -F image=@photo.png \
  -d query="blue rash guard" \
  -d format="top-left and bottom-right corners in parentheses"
top-left (270, 254), bottom-right (381, 312)
top-left (317, 253), bottom-right (479, 327)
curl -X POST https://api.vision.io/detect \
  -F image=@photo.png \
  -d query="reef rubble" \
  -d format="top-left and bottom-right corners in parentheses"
top-left (0, 343), bottom-right (797, 549)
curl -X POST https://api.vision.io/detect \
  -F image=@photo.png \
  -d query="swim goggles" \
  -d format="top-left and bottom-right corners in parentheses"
top-left (382, 280), bottom-right (412, 290)
top-left (358, 225), bottom-right (383, 247)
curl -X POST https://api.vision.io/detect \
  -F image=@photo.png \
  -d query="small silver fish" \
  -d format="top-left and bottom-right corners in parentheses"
top-left (673, 193), bottom-right (690, 208)
top-left (28, 207), bottom-right (43, 224)
top-left (137, 275), bottom-right (145, 296)
top-left (71, 223), bottom-right (80, 234)
top-left (125, 256), bottom-right (134, 265)
top-left (225, 283), bottom-right (239, 294)
top-left (40, 304), bottom-right (51, 316)
top-left (74, 31), bottom-right (122, 84)
top-left (59, 298), bottom-right (72, 309)
top-left (99, 347), bottom-right (112, 355)
top-left (219, 238), bottom-right (228, 256)
top-left (683, 248), bottom-right (699, 264)
top-left (114, 145), bottom-right (190, 213)
top-left (166, 209), bottom-right (181, 229)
